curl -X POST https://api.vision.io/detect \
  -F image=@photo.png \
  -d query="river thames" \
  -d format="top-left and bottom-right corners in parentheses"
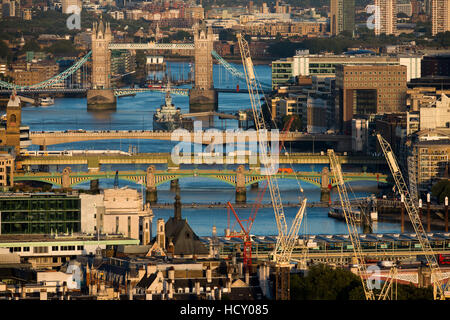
top-left (19, 61), bottom-right (404, 237)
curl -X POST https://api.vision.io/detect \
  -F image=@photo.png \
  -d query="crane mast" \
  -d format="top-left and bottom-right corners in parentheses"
top-left (376, 134), bottom-right (447, 299)
top-left (236, 33), bottom-right (306, 266)
top-left (327, 149), bottom-right (376, 300)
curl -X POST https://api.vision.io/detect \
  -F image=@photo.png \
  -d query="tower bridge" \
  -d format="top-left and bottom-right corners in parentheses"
top-left (0, 19), bottom-right (269, 111)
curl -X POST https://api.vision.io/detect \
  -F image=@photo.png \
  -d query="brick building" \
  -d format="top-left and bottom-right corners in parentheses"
top-left (335, 64), bottom-right (407, 132)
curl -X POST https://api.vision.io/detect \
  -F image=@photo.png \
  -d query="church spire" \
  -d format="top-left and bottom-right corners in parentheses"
top-left (174, 193), bottom-right (182, 221)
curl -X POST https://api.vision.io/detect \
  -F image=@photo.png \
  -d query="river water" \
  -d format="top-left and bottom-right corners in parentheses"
top-left (20, 61), bottom-right (403, 237)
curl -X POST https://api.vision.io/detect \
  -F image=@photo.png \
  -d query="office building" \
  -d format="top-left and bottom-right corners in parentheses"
top-left (335, 64), bottom-right (407, 132)
top-left (375, 0), bottom-right (397, 35)
top-left (432, 0), bottom-right (450, 35)
top-left (330, 0), bottom-right (355, 35)
top-left (272, 53), bottom-right (421, 88)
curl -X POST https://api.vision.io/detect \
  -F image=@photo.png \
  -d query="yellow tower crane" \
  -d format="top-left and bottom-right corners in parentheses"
top-left (328, 149), bottom-right (399, 300)
top-left (377, 134), bottom-right (449, 300)
top-left (236, 33), bottom-right (307, 300)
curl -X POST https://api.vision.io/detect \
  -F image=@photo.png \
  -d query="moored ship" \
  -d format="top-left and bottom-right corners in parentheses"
top-left (153, 88), bottom-right (193, 131)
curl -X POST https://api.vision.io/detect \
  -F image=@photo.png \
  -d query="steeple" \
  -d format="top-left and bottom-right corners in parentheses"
top-left (174, 193), bottom-right (182, 221)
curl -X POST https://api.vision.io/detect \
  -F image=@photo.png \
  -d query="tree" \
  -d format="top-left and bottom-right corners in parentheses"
top-left (290, 263), bottom-right (434, 300)
top-left (45, 40), bottom-right (78, 56)
top-left (20, 40), bottom-right (41, 53)
top-left (169, 31), bottom-right (192, 42)
top-left (290, 264), bottom-right (364, 300)
top-left (431, 179), bottom-right (450, 204)
top-left (0, 40), bottom-right (11, 61)
top-left (219, 29), bottom-right (236, 41)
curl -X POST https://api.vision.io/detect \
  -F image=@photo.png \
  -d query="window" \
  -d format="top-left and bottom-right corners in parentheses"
top-left (33, 246), bottom-right (48, 254)
top-left (23, 247), bottom-right (30, 252)
top-left (77, 245), bottom-right (84, 250)
top-left (52, 246), bottom-right (59, 251)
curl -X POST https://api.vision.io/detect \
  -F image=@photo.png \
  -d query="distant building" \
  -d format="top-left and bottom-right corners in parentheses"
top-left (271, 53), bottom-right (421, 88)
top-left (152, 194), bottom-right (209, 259)
top-left (412, 130), bottom-right (450, 192)
top-left (421, 55), bottom-right (450, 77)
top-left (2, 1), bottom-right (16, 18)
top-left (375, 0), bottom-right (398, 35)
top-left (330, 0), bottom-right (355, 35)
top-left (0, 193), bottom-right (81, 235)
top-left (61, 0), bottom-right (81, 14)
top-left (8, 61), bottom-right (61, 88)
top-left (0, 154), bottom-right (14, 190)
top-left (335, 64), bottom-right (407, 132)
top-left (418, 93), bottom-right (450, 130)
top-left (352, 118), bottom-right (369, 152)
top-left (80, 188), bottom-right (153, 245)
top-left (397, 0), bottom-right (413, 16)
top-left (431, 0), bottom-right (450, 35)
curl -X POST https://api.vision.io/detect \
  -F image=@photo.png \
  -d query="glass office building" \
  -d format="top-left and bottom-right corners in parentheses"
top-left (0, 194), bottom-right (81, 234)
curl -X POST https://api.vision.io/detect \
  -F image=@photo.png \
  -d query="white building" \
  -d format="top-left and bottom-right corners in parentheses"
top-left (419, 93), bottom-right (450, 130)
top-left (351, 118), bottom-right (369, 152)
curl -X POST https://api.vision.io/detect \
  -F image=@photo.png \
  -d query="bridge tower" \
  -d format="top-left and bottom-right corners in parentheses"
top-left (189, 21), bottom-right (218, 113)
top-left (87, 18), bottom-right (117, 111)
top-left (1, 91), bottom-right (22, 155)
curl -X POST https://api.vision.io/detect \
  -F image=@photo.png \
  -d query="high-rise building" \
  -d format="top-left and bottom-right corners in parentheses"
top-left (432, 0), bottom-right (450, 35)
top-left (330, 0), bottom-right (355, 35)
top-left (375, 0), bottom-right (397, 35)
top-left (61, 0), bottom-right (81, 13)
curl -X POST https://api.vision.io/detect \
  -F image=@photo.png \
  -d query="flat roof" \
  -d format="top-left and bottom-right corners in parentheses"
top-left (0, 234), bottom-right (139, 247)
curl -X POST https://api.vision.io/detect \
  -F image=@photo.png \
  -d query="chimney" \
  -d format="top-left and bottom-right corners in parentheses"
top-left (195, 281), bottom-right (200, 295)
top-left (145, 290), bottom-right (153, 300)
top-left (206, 267), bottom-right (212, 283)
top-left (128, 287), bottom-right (134, 301)
top-left (168, 281), bottom-right (173, 299)
top-left (217, 287), bottom-right (222, 300)
top-left (168, 268), bottom-right (175, 282)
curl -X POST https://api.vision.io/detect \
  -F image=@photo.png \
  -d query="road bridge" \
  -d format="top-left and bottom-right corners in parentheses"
top-left (17, 152), bottom-right (386, 166)
top-left (29, 130), bottom-right (353, 150)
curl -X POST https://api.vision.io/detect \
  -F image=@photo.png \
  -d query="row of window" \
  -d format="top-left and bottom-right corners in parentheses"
top-left (8, 245), bottom-right (84, 253)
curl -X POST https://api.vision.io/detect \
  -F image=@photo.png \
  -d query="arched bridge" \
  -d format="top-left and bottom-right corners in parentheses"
top-left (13, 167), bottom-right (388, 189)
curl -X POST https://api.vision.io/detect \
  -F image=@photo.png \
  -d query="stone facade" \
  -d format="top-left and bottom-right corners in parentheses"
top-left (189, 21), bottom-right (217, 113)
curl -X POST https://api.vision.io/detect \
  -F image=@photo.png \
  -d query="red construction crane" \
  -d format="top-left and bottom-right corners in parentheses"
top-left (226, 115), bottom-right (295, 270)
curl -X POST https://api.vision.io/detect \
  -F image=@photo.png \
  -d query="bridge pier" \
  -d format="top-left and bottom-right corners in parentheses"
top-left (62, 167), bottom-right (71, 191)
top-left (235, 165), bottom-right (246, 203)
top-left (146, 166), bottom-right (157, 204)
top-left (87, 89), bottom-right (117, 111)
top-left (320, 167), bottom-right (331, 203)
top-left (146, 188), bottom-right (157, 204)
